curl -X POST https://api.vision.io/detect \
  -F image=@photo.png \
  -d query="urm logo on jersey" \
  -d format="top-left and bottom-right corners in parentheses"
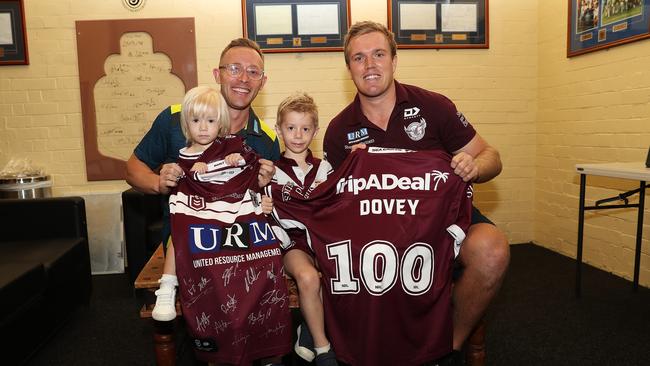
top-left (188, 220), bottom-right (277, 253)
top-left (346, 128), bottom-right (369, 144)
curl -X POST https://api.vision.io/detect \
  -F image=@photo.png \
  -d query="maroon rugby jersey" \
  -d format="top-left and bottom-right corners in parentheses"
top-left (169, 136), bottom-right (291, 365)
top-left (267, 148), bottom-right (472, 366)
top-left (323, 81), bottom-right (477, 169)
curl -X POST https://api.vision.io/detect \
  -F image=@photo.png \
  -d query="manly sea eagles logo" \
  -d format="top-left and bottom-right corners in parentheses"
top-left (404, 118), bottom-right (427, 141)
top-left (189, 195), bottom-right (206, 210)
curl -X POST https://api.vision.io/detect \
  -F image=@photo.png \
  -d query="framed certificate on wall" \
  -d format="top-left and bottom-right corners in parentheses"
top-left (242, 0), bottom-right (350, 52)
top-left (388, 0), bottom-right (488, 49)
top-left (0, 0), bottom-right (29, 65)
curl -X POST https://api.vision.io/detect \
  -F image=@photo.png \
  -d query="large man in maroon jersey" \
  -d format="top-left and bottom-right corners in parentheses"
top-left (323, 21), bottom-right (510, 356)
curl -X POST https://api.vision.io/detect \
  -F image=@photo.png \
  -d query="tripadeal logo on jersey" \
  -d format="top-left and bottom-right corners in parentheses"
top-left (335, 170), bottom-right (450, 196)
top-left (336, 169), bottom-right (450, 216)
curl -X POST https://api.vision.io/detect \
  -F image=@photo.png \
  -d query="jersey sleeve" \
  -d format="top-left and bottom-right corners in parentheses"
top-left (436, 96), bottom-right (477, 153)
top-left (323, 123), bottom-right (346, 170)
top-left (133, 106), bottom-right (175, 170)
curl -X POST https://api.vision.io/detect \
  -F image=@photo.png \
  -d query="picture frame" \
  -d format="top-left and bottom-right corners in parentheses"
top-left (567, 0), bottom-right (650, 57)
top-left (0, 0), bottom-right (29, 65)
top-left (242, 0), bottom-right (350, 53)
top-left (388, 0), bottom-right (488, 49)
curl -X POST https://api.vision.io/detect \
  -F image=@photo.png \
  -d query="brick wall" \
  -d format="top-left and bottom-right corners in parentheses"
top-left (537, 0), bottom-right (650, 285)
top-left (1, 0), bottom-right (647, 285)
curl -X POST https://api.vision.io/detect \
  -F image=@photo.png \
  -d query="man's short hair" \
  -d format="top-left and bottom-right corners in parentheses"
top-left (220, 38), bottom-right (264, 64)
top-left (343, 21), bottom-right (397, 66)
top-left (276, 92), bottom-right (319, 127)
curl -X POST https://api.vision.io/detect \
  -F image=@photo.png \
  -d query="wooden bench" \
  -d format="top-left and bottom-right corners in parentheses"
top-left (134, 244), bottom-right (179, 366)
top-left (135, 244), bottom-right (484, 365)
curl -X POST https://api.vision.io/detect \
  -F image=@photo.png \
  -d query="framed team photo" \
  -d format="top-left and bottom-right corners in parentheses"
top-left (0, 0), bottom-right (29, 65)
top-left (567, 0), bottom-right (650, 57)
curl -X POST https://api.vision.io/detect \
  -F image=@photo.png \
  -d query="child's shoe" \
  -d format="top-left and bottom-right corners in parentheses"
top-left (294, 323), bottom-right (316, 361)
top-left (152, 274), bottom-right (178, 321)
top-left (314, 348), bottom-right (338, 366)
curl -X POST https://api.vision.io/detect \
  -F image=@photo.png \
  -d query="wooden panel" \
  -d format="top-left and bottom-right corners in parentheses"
top-left (75, 18), bottom-right (198, 181)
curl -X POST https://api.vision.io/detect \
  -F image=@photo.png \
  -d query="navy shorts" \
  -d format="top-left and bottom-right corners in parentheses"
top-left (454, 206), bottom-right (495, 279)
top-left (471, 205), bottom-right (494, 226)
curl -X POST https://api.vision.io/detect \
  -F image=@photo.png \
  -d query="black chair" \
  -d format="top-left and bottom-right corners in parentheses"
top-left (122, 188), bottom-right (164, 283)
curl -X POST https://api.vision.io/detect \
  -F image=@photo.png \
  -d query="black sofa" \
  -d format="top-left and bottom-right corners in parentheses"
top-left (122, 188), bottom-right (163, 283)
top-left (0, 197), bottom-right (92, 365)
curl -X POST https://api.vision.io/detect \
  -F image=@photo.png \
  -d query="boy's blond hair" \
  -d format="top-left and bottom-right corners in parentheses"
top-left (276, 92), bottom-right (318, 127)
top-left (180, 86), bottom-right (230, 144)
top-left (343, 21), bottom-right (397, 66)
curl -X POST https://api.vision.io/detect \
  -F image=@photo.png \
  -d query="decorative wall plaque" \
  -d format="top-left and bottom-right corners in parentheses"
top-left (75, 18), bottom-right (197, 181)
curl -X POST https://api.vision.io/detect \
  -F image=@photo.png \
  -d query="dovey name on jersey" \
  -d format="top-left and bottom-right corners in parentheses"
top-left (336, 169), bottom-right (450, 216)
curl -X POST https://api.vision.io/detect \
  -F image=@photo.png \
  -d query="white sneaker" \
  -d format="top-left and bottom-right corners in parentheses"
top-left (152, 286), bottom-right (177, 321)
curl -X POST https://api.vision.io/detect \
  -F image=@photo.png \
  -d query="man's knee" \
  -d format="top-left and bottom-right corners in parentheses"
top-left (461, 223), bottom-right (510, 277)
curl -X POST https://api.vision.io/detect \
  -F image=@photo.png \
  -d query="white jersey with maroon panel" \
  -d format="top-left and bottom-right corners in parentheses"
top-left (169, 136), bottom-right (291, 365)
top-left (272, 151), bottom-right (333, 252)
top-left (273, 150), bottom-right (333, 188)
top-left (266, 148), bottom-right (472, 366)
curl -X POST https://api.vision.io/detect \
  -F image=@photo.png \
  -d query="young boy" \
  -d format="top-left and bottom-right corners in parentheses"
top-left (272, 92), bottom-right (337, 366)
top-left (154, 86), bottom-right (287, 365)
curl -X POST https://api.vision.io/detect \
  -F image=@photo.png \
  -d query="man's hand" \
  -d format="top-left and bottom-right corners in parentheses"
top-left (452, 135), bottom-right (501, 184)
top-left (351, 143), bottom-right (367, 153)
top-left (158, 162), bottom-right (184, 194)
top-left (451, 152), bottom-right (479, 183)
top-left (258, 159), bottom-right (275, 187)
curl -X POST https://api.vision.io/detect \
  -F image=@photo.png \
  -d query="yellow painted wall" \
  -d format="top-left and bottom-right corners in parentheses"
top-left (537, 0), bottom-right (650, 285)
top-left (1, 1), bottom-right (646, 284)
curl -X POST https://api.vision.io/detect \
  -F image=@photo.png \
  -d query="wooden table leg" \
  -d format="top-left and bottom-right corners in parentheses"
top-left (154, 320), bottom-right (176, 366)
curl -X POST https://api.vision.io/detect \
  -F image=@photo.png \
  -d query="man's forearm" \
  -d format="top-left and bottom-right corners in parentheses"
top-left (474, 146), bottom-right (502, 183)
top-left (126, 154), bottom-right (161, 194)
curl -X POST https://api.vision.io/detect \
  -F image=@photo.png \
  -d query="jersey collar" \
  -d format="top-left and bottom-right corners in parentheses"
top-left (351, 80), bottom-right (409, 129)
top-left (394, 80), bottom-right (409, 107)
top-left (238, 108), bottom-right (262, 137)
top-left (279, 149), bottom-right (315, 167)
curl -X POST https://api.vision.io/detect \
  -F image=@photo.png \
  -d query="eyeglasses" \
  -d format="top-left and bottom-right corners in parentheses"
top-left (218, 63), bottom-right (264, 80)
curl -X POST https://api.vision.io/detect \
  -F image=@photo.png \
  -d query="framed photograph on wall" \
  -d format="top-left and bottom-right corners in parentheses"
top-left (388, 0), bottom-right (488, 49)
top-left (568, 0), bottom-right (650, 57)
top-left (0, 0), bottom-right (29, 65)
top-left (242, 0), bottom-right (350, 52)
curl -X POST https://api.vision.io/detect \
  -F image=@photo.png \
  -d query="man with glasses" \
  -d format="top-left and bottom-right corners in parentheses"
top-left (127, 38), bottom-right (279, 242)
top-left (126, 38), bottom-right (284, 365)
top-left (127, 38), bottom-right (279, 198)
